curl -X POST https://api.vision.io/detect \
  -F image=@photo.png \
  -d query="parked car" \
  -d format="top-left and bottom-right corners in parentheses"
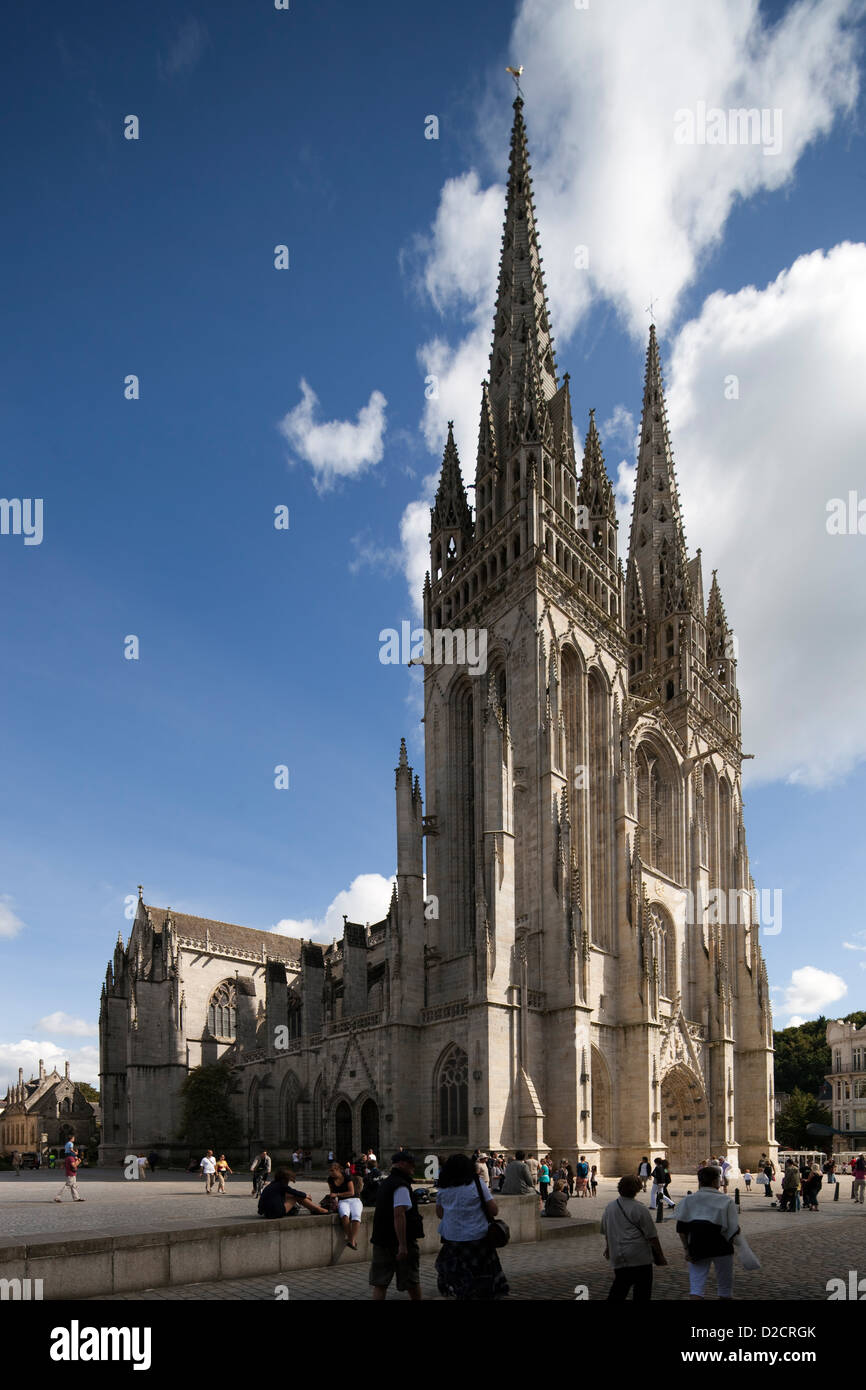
top-left (19, 1152), bottom-right (39, 1169)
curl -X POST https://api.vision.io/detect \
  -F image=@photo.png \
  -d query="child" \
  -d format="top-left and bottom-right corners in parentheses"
top-left (590, 1165), bottom-right (598, 1197)
top-left (743, 1168), bottom-right (752, 1193)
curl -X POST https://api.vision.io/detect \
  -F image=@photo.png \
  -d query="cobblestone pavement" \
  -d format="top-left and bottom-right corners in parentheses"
top-left (90, 1186), bottom-right (866, 1302)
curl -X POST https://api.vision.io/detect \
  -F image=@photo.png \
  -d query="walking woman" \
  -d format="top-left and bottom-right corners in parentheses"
top-left (435, 1153), bottom-right (510, 1300)
top-left (328, 1160), bottom-right (362, 1249)
top-left (216, 1154), bottom-right (233, 1193)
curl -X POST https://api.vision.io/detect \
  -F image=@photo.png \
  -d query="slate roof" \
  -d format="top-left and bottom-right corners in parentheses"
top-left (143, 905), bottom-right (302, 962)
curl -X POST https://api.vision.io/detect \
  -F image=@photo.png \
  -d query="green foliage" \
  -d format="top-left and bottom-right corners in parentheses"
top-left (776, 1087), bottom-right (833, 1148)
top-left (177, 1063), bottom-right (242, 1153)
top-left (773, 1011), bottom-right (866, 1095)
top-left (76, 1082), bottom-right (100, 1103)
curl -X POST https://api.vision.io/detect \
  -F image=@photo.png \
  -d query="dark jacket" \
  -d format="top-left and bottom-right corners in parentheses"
top-left (371, 1169), bottom-right (424, 1247)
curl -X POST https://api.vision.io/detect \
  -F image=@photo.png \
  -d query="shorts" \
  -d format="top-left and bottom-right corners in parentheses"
top-left (337, 1197), bottom-right (363, 1221)
top-left (688, 1254), bottom-right (734, 1298)
top-left (369, 1241), bottom-right (421, 1290)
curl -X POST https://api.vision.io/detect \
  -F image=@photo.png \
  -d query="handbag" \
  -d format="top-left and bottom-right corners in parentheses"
top-left (733, 1231), bottom-right (761, 1271)
top-left (474, 1174), bottom-right (510, 1248)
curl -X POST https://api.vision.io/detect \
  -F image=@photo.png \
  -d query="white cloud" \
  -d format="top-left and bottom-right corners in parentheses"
top-left (159, 18), bottom-right (207, 79)
top-left (273, 872), bottom-right (395, 944)
top-left (787, 1015), bottom-right (805, 1028)
top-left (665, 243), bottom-right (866, 786)
top-left (35, 1012), bottom-right (97, 1037)
top-left (396, 0), bottom-right (862, 650)
top-left (278, 380), bottom-right (387, 493)
top-left (0, 1041), bottom-right (99, 1094)
top-left (0, 898), bottom-right (25, 939)
top-left (844, 943), bottom-right (866, 952)
top-left (774, 966), bottom-right (848, 1020)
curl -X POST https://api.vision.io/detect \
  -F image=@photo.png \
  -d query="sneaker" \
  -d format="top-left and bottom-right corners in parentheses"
top-left (54, 1197), bottom-right (62, 1203)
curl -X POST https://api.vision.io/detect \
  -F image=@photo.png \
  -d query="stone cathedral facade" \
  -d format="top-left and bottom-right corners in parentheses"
top-left (100, 98), bottom-right (776, 1172)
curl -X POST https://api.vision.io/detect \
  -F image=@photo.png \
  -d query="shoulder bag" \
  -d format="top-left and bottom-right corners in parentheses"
top-left (474, 1174), bottom-right (510, 1248)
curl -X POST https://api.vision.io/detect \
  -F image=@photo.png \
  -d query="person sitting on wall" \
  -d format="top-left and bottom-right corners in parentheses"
top-left (258, 1168), bottom-right (330, 1219)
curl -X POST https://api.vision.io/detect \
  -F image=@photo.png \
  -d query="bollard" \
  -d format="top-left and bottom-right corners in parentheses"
top-left (734, 1187), bottom-right (740, 1207)
top-left (834, 1180), bottom-right (840, 1202)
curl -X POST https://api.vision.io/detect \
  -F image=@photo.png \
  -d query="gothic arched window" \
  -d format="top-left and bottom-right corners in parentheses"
top-left (637, 745), bottom-right (677, 879)
top-left (437, 1045), bottom-right (468, 1140)
top-left (207, 981), bottom-right (238, 1040)
top-left (650, 903), bottom-right (676, 1000)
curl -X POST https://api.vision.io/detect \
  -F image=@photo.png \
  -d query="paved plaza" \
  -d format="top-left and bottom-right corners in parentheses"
top-left (2, 1168), bottom-right (862, 1301)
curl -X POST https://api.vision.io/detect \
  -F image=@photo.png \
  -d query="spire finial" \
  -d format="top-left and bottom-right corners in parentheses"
top-left (505, 65), bottom-right (524, 99)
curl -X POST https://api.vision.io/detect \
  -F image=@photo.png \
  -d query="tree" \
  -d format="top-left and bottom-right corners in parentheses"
top-left (774, 1010), bottom-right (866, 1096)
top-left (76, 1082), bottom-right (100, 1103)
top-left (178, 1063), bottom-right (242, 1154)
top-left (776, 1087), bottom-right (833, 1149)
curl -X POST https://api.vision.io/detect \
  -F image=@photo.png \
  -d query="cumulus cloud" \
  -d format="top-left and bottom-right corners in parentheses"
top-left (396, 0), bottom-right (863, 669)
top-left (665, 244), bottom-right (866, 786)
top-left (35, 1012), bottom-right (97, 1037)
top-left (273, 872), bottom-right (395, 944)
top-left (0, 898), bottom-right (25, 939)
top-left (278, 380), bottom-right (387, 493)
top-left (773, 966), bottom-right (848, 1021)
top-left (0, 1041), bottom-right (99, 1093)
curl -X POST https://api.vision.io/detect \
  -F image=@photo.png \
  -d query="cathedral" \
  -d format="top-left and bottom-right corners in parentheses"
top-left (99, 97), bottom-right (776, 1173)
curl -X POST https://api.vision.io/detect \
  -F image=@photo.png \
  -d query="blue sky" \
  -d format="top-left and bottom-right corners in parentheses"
top-left (2, 0), bottom-right (865, 1089)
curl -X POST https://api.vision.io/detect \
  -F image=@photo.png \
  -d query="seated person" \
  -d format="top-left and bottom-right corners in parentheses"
top-left (544, 1179), bottom-right (572, 1218)
top-left (258, 1169), bottom-right (329, 1219)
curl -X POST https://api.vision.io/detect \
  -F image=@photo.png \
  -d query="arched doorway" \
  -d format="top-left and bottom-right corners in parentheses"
top-left (360, 1098), bottom-right (379, 1155)
top-left (661, 1065), bottom-right (707, 1173)
top-left (334, 1100), bottom-right (353, 1162)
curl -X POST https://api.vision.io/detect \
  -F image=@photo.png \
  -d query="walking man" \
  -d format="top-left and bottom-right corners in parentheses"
top-left (852, 1154), bottom-right (866, 1203)
top-left (369, 1150), bottom-right (424, 1301)
top-left (676, 1165), bottom-right (739, 1300)
top-left (54, 1148), bottom-right (85, 1202)
top-left (200, 1150), bottom-right (217, 1193)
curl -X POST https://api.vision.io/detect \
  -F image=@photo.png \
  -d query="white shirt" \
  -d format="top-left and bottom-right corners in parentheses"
top-left (438, 1180), bottom-right (494, 1242)
top-left (200, 1155), bottom-right (216, 1174)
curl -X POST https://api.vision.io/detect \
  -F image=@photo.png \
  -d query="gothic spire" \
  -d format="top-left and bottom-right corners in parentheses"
top-left (577, 409), bottom-right (616, 522)
top-left (432, 422), bottom-right (472, 536)
top-left (705, 570), bottom-right (731, 658)
top-left (487, 98), bottom-right (558, 452)
top-left (627, 324), bottom-right (694, 623)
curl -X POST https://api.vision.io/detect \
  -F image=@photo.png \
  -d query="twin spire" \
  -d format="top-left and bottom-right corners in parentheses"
top-left (429, 94), bottom-right (733, 657)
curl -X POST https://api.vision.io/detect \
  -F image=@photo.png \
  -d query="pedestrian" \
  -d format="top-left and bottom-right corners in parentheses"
top-left (369, 1150), bottom-right (424, 1301)
top-left (780, 1160), bottom-right (799, 1212)
top-left (637, 1156), bottom-right (651, 1192)
top-left (575, 1155), bottom-right (590, 1197)
top-left (12, 1151), bottom-right (22, 1176)
top-left (676, 1165), bottom-right (739, 1300)
top-left (743, 1168), bottom-right (752, 1193)
top-left (64, 1135), bottom-right (76, 1157)
top-left (258, 1168), bottom-right (329, 1218)
top-left (601, 1174), bottom-right (667, 1301)
top-left (216, 1154), bottom-right (233, 1192)
top-left (539, 1157), bottom-right (551, 1204)
top-left (590, 1164), bottom-right (599, 1197)
top-left (147, 1150), bottom-right (160, 1175)
top-left (434, 1153), bottom-right (509, 1300)
top-left (803, 1164), bottom-right (822, 1211)
top-left (852, 1155), bottom-right (866, 1204)
top-left (135, 1154), bottom-right (147, 1181)
top-left (489, 1156), bottom-right (503, 1191)
top-left (327, 1149), bottom-right (335, 1164)
top-left (475, 1153), bottom-right (490, 1186)
top-left (545, 1179), bottom-right (572, 1218)
top-left (823, 1158), bottom-right (836, 1185)
top-left (566, 1161), bottom-right (576, 1196)
top-left (200, 1150), bottom-right (217, 1193)
top-left (650, 1156), bottom-right (675, 1211)
top-left (54, 1147), bottom-right (85, 1202)
top-left (762, 1156), bottom-right (775, 1199)
top-left (525, 1152), bottom-right (540, 1186)
top-left (328, 1160), bottom-right (362, 1249)
top-left (250, 1148), bottom-right (271, 1197)
top-left (719, 1156), bottom-right (731, 1192)
top-left (500, 1150), bottom-right (535, 1195)
top-left (34, 1150), bottom-right (42, 1170)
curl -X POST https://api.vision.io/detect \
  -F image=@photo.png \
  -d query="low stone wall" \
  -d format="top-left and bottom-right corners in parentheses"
top-left (0, 1194), bottom-right (540, 1301)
